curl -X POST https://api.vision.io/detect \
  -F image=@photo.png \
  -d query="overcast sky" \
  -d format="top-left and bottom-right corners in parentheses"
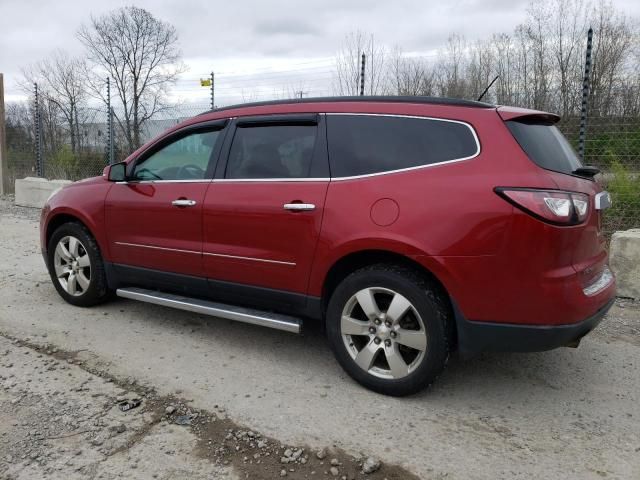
top-left (1, 0), bottom-right (639, 105)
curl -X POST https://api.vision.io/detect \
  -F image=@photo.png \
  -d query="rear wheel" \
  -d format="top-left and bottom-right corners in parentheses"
top-left (47, 222), bottom-right (110, 307)
top-left (326, 264), bottom-right (452, 396)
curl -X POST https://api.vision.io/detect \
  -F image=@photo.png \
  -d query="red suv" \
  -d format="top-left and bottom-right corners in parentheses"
top-left (40, 97), bottom-right (616, 396)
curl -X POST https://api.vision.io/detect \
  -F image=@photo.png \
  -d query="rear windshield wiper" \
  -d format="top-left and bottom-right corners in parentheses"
top-left (572, 166), bottom-right (600, 178)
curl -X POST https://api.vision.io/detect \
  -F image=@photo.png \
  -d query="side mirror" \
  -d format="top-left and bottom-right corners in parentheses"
top-left (108, 162), bottom-right (127, 182)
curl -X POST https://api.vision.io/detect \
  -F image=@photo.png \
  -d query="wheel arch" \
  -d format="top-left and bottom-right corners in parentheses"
top-left (45, 211), bottom-right (105, 261)
top-left (321, 250), bottom-right (455, 330)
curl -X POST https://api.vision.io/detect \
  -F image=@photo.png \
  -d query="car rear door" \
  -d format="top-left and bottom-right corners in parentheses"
top-left (105, 121), bottom-right (228, 277)
top-left (202, 113), bottom-right (329, 300)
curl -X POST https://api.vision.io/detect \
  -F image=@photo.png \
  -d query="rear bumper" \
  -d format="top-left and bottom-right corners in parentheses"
top-left (455, 298), bottom-right (615, 358)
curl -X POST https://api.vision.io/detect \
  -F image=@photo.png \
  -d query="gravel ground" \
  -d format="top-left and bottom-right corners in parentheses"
top-left (0, 195), bottom-right (639, 479)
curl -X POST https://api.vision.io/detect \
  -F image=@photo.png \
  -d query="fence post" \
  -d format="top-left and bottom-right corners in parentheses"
top-left (211, 72), bottom-right (216, 110)
top-left (106, 77), bottom-right (115, 165)
top-left (0, 73), bottom-right (8, 195)
top-left (578, 27), bottom-right (593, 161)
top-left (34, 82), bottom-right (44, 177)
top-left (359, 53), bottom-right (366, 96)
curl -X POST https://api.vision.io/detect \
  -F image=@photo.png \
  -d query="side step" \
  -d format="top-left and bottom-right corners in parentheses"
top-left (116, 287), bottom-right (302, 334)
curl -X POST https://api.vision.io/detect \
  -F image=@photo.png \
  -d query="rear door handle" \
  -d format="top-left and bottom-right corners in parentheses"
top-left (283, 203), bottom-right (315, 211)
top-left (172, 199), bottom-right (197, 207)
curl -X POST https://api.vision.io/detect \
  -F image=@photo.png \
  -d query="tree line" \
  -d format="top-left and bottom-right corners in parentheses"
top-left (335, 0), bottom-right (639, 118)
top-left (5, 0), bottom-right (640, 180)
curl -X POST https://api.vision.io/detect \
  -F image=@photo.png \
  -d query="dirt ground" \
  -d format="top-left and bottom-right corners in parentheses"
top-left (0, 195), bottom-right (639, 479)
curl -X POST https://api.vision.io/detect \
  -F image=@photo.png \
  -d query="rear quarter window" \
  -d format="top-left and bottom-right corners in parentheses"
top-left (327, 114), bottom-right (479, 178)
top-left (506, 120), bottom-right (582, 175)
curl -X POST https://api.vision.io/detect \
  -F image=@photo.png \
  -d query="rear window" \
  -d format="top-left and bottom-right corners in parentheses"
top-left (327, 114), bottom-right (478, 178)
top-left (506, 120), bottom-right (582, 175)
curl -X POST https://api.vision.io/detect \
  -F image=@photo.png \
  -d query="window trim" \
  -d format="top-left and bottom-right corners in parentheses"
top-left (126, 119), bottom-right (229, 183)
top-left (326, 113), bottom-right (481, 181)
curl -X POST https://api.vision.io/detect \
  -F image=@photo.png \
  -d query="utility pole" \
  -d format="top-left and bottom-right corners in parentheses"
top-left (0, 73), bottom-right (8, 195)
top-left (295, 90), bottom-right (308, 99)
top-left (211, 72), bottom-right (216, 110)
top-left (359, 53), bottom-right (366, 96)
top-left (578, 27), bottom-right (593, 161)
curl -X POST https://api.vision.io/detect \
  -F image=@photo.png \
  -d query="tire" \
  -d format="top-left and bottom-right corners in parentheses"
top-left (326, 264), bottom-right (453, 396)
top-left (47, 222), bottom-right (111, 307)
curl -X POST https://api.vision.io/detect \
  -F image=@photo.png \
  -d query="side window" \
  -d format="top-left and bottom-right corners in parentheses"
top-left (133, 129), bottom-right (221, 181)
top-left (225, 125), bottom-right (316, 179)
top-left (327, 115), bottom-right (479, 177)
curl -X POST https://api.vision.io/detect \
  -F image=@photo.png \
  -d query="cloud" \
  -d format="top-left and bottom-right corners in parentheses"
top-left (253, 19), bottom-right (321, 37)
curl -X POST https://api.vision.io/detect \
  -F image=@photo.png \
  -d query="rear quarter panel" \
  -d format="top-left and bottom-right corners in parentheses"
top-left (307, 104), bottom-right (542, 299)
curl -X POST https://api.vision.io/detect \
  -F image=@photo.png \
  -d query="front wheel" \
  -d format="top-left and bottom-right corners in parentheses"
top-left (326, 264), bottom-right (452, 396)
top-left (47, 222), bottom-right (111, 307)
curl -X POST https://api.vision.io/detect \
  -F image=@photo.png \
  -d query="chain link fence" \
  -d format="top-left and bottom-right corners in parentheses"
top-left (3, 92), bottom-right (640, 236)
top-left (4, 100), bottom-right (210, 185)
top-left (557, 116), bottom-right (640, 235)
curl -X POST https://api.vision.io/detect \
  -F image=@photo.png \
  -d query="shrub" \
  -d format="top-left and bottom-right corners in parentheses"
top-left (603, 159), bottom-right (640, 234)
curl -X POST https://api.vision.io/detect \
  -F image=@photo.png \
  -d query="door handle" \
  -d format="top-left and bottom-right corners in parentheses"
top-left (172, 199), bottom-right (197, 207)
top-left (283, 203), bottom-right (315, 211)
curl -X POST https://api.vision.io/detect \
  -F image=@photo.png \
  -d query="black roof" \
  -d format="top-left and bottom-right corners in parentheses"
top-left (201, 96), bottom-right (495, 115)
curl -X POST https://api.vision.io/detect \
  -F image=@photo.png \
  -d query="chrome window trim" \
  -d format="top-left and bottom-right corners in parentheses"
top-left (203, 252), bottom-right (296, 266)
top-left (114, 242), bottom-right (296, 266)
top-left (326, 112), bottom-right (481, 181)
top-left (212, 178), bottom-right (329, 183)
top-left (213, 112), bottom-right (480, 183)
top-left (115, 179), bottom-right (212, 185)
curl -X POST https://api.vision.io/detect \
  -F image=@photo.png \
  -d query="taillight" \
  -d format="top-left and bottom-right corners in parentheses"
top-left (495, 188), bottom-right (589, 226)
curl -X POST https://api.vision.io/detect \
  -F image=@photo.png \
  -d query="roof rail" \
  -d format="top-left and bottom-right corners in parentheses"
top-left (199, 96), bottom-right (495, 115)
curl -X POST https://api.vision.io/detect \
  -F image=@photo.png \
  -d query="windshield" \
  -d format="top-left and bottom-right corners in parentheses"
top-left (507, 120), bottom-right (583, 175)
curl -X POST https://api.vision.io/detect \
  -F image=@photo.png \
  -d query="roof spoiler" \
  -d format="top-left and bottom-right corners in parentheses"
top-left (496, 106), bottom-right (561, 124)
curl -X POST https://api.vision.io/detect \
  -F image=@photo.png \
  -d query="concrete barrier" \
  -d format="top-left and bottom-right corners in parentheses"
top-left (610, 229), bottom-right (640, 299)
top-left (14, 177), bottom-right (72, 209)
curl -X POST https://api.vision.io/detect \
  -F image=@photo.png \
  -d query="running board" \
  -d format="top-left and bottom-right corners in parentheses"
top-left (116, 287), bottom-right (301, 334)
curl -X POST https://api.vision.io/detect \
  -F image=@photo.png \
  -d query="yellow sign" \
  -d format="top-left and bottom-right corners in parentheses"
top-left (200, 78), bottom-right (212, 87)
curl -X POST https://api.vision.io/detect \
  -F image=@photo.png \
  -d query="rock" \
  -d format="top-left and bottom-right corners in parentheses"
top-left (112, 423), bottom-right (126, 434)
top-left (165, 406), bottom-right (176, 415)
top-left (330, 458), bottom-right (340, 466)
top-left (280, 469), bottom-right (287, 477)
top-left (330, 466), bottom-right (340, 476)
top-left (610, 229), bottom-right (640, 299)
top-left (284, 448), bottom-right (293, 458)
top-left (316, 447), bottom-right (327, 460)
top-left (174, 415), bottom-right (192, 426)
top-left (257, 440), bottom-right (267, 449)
top-left (362, 456), bottom-right (381, 474)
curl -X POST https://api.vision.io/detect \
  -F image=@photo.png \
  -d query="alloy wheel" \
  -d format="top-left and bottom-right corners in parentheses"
top-left (53, 235), bottom-right (91, 297)
top-left (340, 287), bottom-right (427, 379)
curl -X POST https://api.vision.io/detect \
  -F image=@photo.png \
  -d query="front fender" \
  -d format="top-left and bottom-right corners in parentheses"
top-left (41, 178), bottom-right (113, 261)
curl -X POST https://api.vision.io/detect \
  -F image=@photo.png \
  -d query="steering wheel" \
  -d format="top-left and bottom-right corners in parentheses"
top-left (135, 167), bottom-right (162, 180)
top-left (177, 164), bottom-right (205, 180)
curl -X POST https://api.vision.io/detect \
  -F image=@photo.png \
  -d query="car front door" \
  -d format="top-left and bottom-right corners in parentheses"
top-left (202, 114), bottom-right (329, 303)
top-left (105, 121), bottom-right (227, 277)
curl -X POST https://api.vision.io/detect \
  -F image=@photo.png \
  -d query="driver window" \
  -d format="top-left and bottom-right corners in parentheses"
top-left (132, 130), bottom-right (220, 181)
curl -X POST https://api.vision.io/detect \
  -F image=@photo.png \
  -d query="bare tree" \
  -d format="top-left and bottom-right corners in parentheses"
top-left (334, 31), bottom-right (386, 96)
top-left (387, 47), bottom-right (436, 96)
top-left (588, 1), bottom-right (634, 116)
top-left (78, 6), bottom-right (185, 152)
top-left (22, 51), bottom-right (88, 154)
top-left (437, 34), bottom-right (469, 99)
top-left (548, 0), bottom-right (587, 117)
